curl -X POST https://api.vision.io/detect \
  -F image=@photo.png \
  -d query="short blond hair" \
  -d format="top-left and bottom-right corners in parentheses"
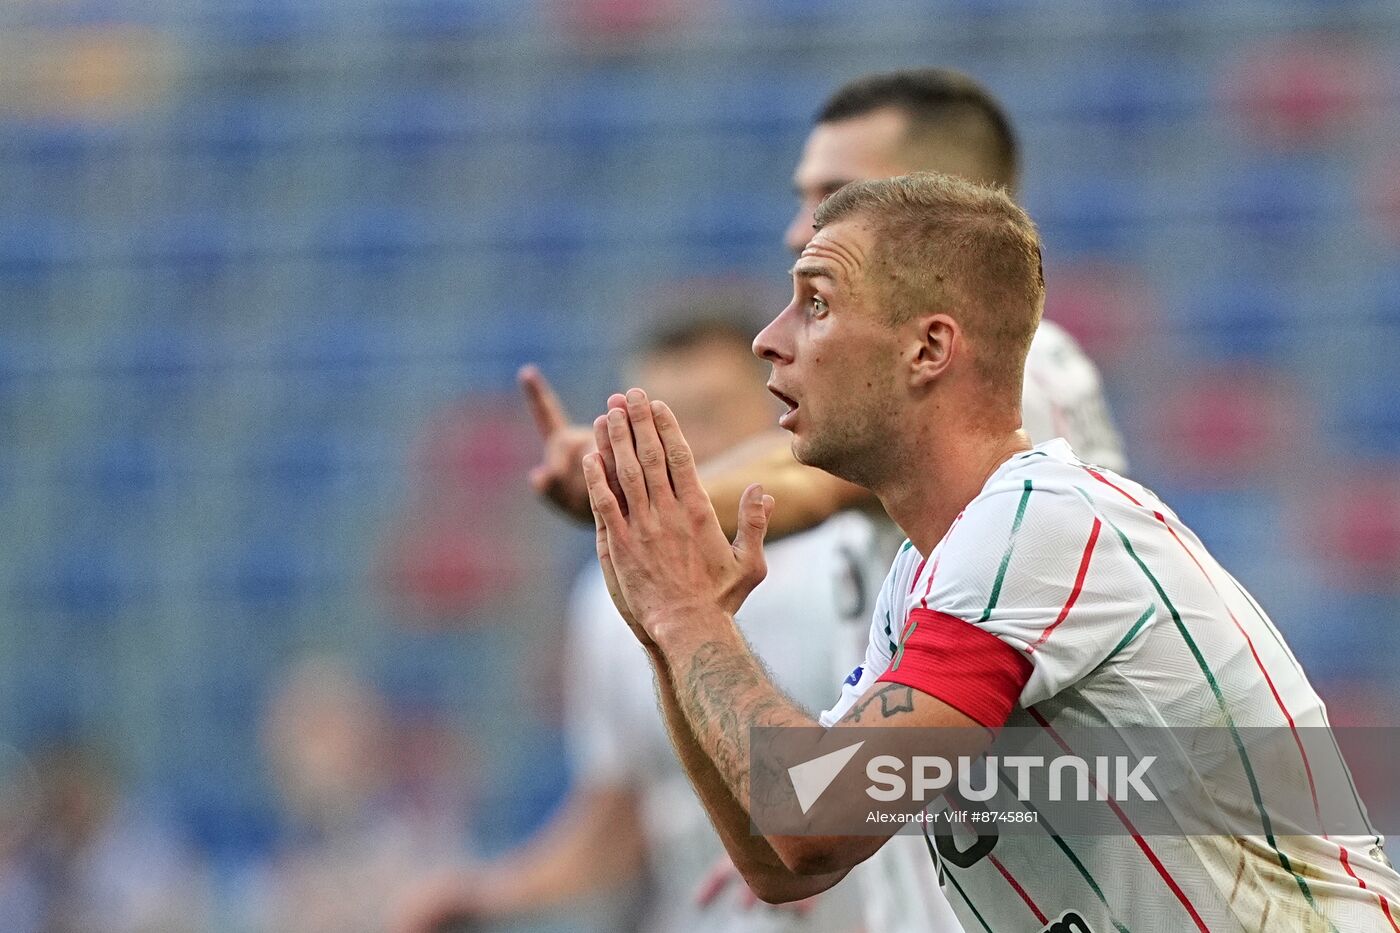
top-left (813, 172), bottom-right (1043, 398)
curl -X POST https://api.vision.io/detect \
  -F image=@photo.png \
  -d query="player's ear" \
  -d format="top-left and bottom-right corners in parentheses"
top-left (908, 313), bottom-right (957, 388)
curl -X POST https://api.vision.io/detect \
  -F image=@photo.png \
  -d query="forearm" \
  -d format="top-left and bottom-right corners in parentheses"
top-left (650, 616), bottom-right (869, 894)
top-left (647, 641), bottom-right (846, 903)
top-left (656, 621), bottom-right (810, 805)
top-left (698, 430), bottom-right (872, 540)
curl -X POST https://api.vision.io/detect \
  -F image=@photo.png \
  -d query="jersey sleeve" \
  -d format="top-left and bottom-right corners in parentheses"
top-left (563, 567), bottom-right (643, 787)
top-left (877, 477), bottom-right (1152, 723)
top-left (1022, 321), bottom-right (1128, 473)
top-left (818, 553), bottom-right (901, 727)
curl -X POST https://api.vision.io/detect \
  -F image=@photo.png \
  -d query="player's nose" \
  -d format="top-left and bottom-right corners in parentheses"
top-left (753, 307), bottom-right (794, 364)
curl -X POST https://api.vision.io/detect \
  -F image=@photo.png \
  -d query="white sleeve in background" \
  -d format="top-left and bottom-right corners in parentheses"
top-left (818, 552), bottom-right (901, 727)
top-left (1023, 320), bottom-right (1127, 473)
top-left (562, 566), bottom-right (663, 788)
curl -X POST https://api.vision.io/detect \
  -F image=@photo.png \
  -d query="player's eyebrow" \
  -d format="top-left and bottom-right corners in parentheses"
top-left (789, 262), bottom-right (836, 281)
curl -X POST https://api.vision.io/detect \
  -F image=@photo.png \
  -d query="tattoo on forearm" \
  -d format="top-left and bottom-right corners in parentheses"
top-left (842, 684), bottom-right (915, 723)
top-left (679, 640), bottom-right (801, 802)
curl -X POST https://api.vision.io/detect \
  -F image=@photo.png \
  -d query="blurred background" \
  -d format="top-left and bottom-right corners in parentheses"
top-left (0, 0), bottom-right (1398, 930)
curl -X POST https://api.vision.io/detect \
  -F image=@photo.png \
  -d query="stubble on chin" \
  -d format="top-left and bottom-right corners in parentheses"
top-left (798, 400), bottom-right (904, 491)
top-left (793, 426), bottom-right (865, 488)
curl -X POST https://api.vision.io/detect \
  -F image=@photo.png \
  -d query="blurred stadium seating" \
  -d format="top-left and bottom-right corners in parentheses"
top-left (0, 0), bottom-right (1397, 928)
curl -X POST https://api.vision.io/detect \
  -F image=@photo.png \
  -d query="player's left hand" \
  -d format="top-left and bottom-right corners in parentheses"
top-left (583, 388), bottom-right (774, 642)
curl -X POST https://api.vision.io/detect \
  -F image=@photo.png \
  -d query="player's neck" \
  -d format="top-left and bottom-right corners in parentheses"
top-left (876, 426), bottom-right (1031, 556)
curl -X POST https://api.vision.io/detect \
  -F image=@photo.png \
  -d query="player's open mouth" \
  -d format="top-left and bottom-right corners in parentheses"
top-left (768, 385), bottom-right (799, 428)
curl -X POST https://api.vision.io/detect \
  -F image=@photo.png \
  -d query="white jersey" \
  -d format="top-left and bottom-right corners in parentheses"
top-left (1022, 320), bottom-right (1124, 473)
top-left (840, 318), bottom-right (1128, 933)
top-left (823, 439), bottom-right (1400, 933)
top-left (566, 513), bottom-right (877, 933)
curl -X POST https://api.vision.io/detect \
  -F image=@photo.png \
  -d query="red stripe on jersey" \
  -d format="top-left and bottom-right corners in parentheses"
top-left (1029, 517), bottom-right (1102, 654)
top-left (989, 853), bottom-right (1048, 925)
top-left (1086, 467), bottom-right (1142, 505)
top-left (878, 609), bottom-right (1031, 730)
top-left (1340, 834), bottom-right (1400, 931)
top-left (1029, 707), bottom-right (1210, 933)
top-left (919, 511), bottom-right (966, 609)
top-left (908, 554), bottom-right (930, 594)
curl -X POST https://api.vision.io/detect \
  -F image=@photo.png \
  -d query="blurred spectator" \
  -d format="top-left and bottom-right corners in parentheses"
top-left (250, 658), bottom-right (476, 933)
top-left (0, 741), bottom-right (211, 933)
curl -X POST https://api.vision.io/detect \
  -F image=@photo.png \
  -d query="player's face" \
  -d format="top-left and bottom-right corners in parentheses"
top-left (755, 218), bottom-right (902, 486)
top-left (633, 340), bottom-right (776, 463)
top-left (784, 108), bottom-right (911, 256)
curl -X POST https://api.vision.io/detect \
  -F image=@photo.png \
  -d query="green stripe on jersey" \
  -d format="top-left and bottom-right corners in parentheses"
top-left (900, 538), bottom-right (915, 553)
top-left (977, 480), bottom-right (1034, 623)
top-left (1226, 572), bottom-right (1381, 845)
top-left (1073, 486), bottom-right (1339, 932)
top-left (942, 867), bottom-right (995, 933)
top-left (996, 774), bottom-right (1133, 933)
top-left (1103, 604), bottom-right (1157, 665)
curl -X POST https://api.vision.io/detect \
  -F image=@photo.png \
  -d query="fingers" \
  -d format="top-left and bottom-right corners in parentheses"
top-left (732, 483), bottom-right (772, 562)
top-left (518, 364), bottom-right (569, 438)
top-left (583, 451), bottom-right (626, 531)
top-left (623, 388), bottom-right (675, 502)
top-left (606, 399), bottom-right (650, 517)
top-left (592, 414), bottom-right (627, 513)
top-left (650, 400), bottom-right (706, 505)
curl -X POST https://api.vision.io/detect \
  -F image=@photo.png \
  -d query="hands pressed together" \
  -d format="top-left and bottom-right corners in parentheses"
top-left (520, 365), bottom-right (775, 642)
top-left (581, 387), bottom-right (774, 650)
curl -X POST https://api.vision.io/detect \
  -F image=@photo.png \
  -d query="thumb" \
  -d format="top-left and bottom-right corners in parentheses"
top-left (732, 484), bottom-right (772, 562)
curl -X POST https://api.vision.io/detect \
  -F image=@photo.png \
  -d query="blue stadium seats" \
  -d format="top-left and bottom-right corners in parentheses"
top-left (1217, 156), bottom-right (1339, 240)
top-left (1066, 57), bottom-right (1199, 129)
top-left (87, 435), bottom-right (170, 501)
top-left (380, 0), bottom-right (528, 37)
top-left (26, 541), bottom-right (128, 620)
top-left (1327, 363), bottom-right (1400, 455)
top-left (1027, 174), bottom-right (1142, 255)
top-left (135, 213), bottom-right (237, 269)
top-left (316, 205), bottom-right (433, 263)
top-left (245, 429), bottom-right (345, 501)
top-left (0, 216), bottom-right (75, 276)
top-left (1174, 276), bottom-right (1294, 361)
top-left (209, 533), bottom-right (312, 610)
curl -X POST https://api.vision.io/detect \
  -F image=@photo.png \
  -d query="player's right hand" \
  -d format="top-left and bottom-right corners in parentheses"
top-left (519, 364), bottom-right (595, 523)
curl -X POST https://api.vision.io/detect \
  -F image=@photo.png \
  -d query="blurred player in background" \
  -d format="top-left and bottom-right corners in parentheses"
top-left (391, 310), bottom-right (870, 933)
top-left (518, 68), bottom-right (1127, 933)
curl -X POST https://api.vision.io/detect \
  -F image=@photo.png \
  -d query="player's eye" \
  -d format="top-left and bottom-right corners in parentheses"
top-left (811, 295), bottom-right (829, 317)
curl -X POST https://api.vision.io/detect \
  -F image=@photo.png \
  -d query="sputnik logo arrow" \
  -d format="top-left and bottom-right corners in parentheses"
top-left (787, 741), bottom-right (865, 814)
